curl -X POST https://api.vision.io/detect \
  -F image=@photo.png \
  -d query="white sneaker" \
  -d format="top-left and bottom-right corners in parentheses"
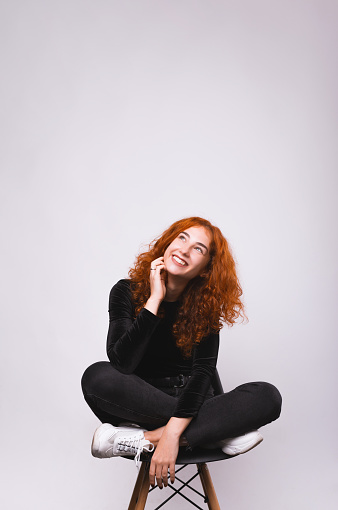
top-left (220, 430), bottom-right (263, 456)
top-left (203, 430), bottom-right (263, 456)
top-left (91, 423), bottom-right (154, 467)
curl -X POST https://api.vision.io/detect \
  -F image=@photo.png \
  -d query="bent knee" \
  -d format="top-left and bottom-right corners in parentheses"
top-left (259, 382), bottom-right (282, 421)
top-left (81, 361), bottom-right (111, 396)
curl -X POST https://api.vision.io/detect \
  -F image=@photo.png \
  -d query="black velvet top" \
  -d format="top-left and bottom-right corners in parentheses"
top-left (106, 279), bottom-right (219, 418)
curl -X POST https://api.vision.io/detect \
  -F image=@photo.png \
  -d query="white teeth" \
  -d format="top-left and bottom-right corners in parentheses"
top-left (173, 255), bottom-right (186, 266)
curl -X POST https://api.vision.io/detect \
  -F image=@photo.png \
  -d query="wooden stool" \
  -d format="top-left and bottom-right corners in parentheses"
top-left (128, 370), bottom-right (231, 509)
top-left (128, 446), bottom-right (231, 510)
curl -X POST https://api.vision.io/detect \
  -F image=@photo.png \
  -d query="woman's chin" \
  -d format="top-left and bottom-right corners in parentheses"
top-left (166, 266), bottom-right (185, 277)
top-left (167, 270), bottom-right (192, 283)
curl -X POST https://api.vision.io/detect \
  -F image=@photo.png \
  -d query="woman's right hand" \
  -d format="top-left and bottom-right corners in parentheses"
top-left (149, 256), bottom-right (166, 302)
top-left (144, 257), bottom-right (166, 315)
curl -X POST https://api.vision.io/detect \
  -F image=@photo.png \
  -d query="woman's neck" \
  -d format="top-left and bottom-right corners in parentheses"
top-left (164, 276), bottom-right (187, 302)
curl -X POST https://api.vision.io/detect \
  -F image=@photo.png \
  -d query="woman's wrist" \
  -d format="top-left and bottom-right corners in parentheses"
top-left (164, 417), bottom-right (193, 438)
top-left (144, 296), bottom-right (162, 316)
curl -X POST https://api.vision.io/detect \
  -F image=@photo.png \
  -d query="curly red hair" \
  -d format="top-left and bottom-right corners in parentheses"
top-left (128, 217), bottom-right (246, 357)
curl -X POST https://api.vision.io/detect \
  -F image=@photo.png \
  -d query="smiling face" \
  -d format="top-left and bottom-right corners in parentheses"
top-left (163, 226), bottom-right (212, 282)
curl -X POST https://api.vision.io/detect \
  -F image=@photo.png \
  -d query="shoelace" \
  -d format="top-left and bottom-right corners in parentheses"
top-left (117, 437), bottom-right (154, 469)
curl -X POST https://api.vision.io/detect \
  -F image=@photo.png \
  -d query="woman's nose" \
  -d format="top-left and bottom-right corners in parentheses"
top-left (179, 244), bottom-right (191, 256)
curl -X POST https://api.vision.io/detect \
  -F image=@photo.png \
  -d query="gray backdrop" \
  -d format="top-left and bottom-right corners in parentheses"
top-left (1, 1), bottom-right (337, 508)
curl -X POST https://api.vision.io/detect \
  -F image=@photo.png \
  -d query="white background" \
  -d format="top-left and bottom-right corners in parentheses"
top-left (1, 1), bottom-right (337, 508)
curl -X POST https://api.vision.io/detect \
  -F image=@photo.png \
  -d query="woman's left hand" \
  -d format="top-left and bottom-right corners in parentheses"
top-left (149, 428), bottom-right (180, 488)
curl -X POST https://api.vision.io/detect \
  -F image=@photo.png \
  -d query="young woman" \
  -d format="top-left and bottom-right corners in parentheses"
top-left (81, 217), bottom-right (281, 489)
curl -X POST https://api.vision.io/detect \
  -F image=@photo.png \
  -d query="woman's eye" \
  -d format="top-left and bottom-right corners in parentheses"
top-left (195, 246), bottom-right (202, 253)
top-left (178, 235), bottom-right (186, 241)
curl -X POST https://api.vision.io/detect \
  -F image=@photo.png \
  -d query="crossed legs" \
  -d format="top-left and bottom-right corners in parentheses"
top-left (81, 362), bottom-right (282, 447)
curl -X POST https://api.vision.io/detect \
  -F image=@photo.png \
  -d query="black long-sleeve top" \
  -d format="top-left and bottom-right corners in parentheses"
top-left (106, 279), bottom-right (219, 418)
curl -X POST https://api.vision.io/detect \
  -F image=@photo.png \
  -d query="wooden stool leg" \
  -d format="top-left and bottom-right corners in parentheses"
top-left (197, 463), bottom-right (221, 510)
top-left (128, 462), bottom-right (150, 510)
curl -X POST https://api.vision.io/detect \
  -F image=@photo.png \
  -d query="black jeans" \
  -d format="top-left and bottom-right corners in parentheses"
top-left (81, 362), bottom-right (282, 447)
